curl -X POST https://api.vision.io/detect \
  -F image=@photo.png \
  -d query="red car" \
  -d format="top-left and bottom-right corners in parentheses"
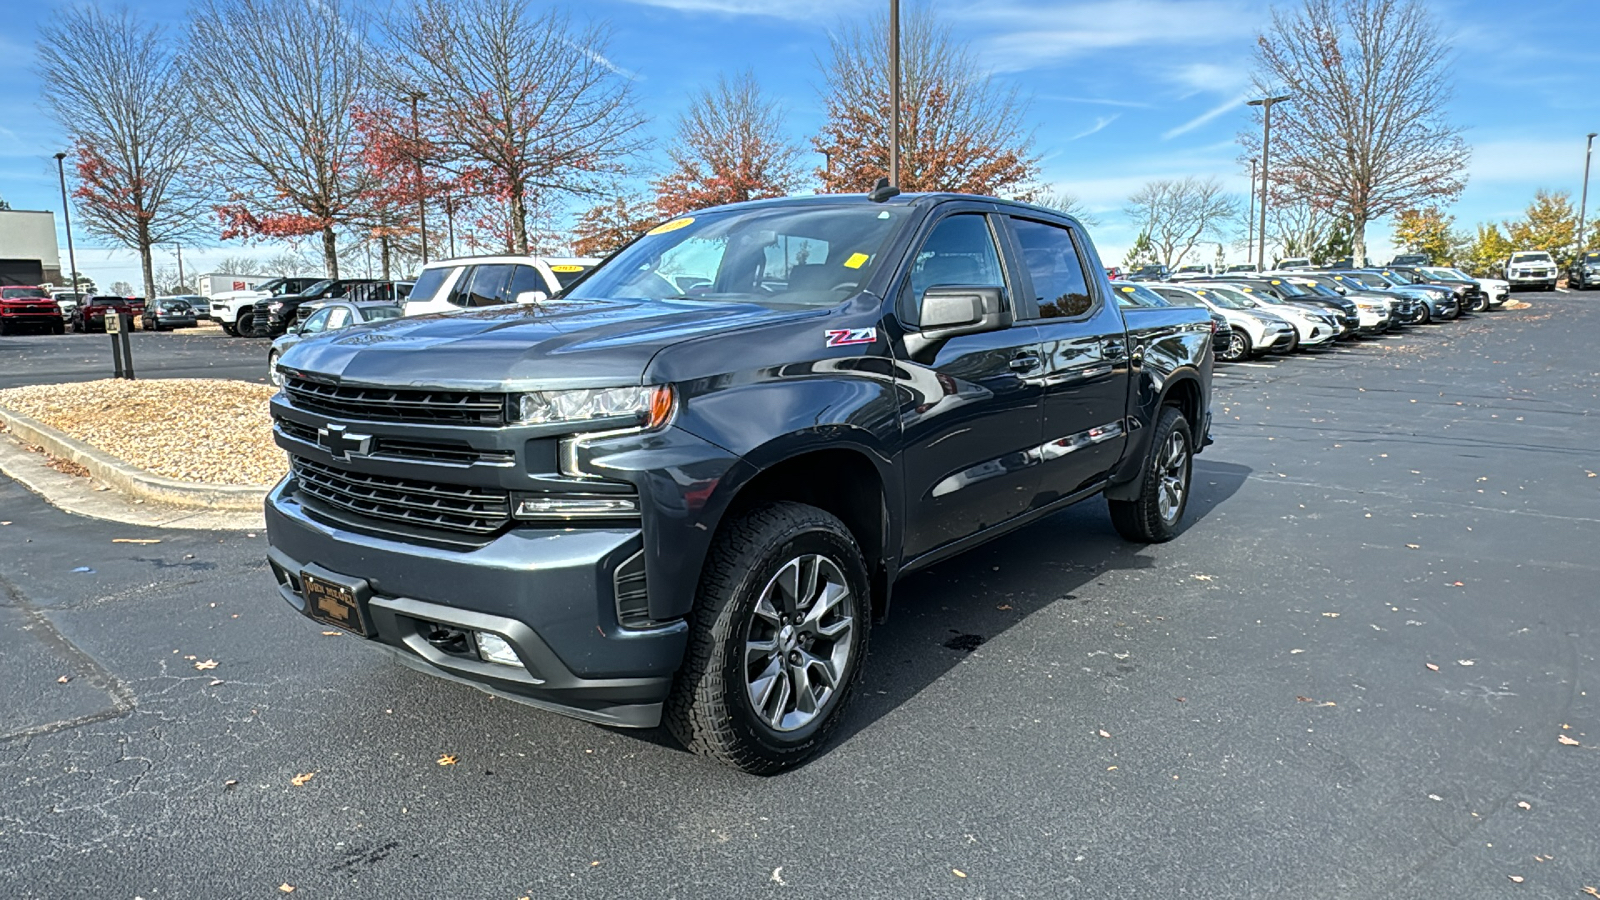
top-left (71, 295), bottom-right (132, 333)
top-left (0, 285), bottom-right (66, 335)
top-left (1104, 266), bottom-right (1123, 281)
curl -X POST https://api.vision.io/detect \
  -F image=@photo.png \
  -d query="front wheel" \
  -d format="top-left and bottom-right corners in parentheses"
top-left (1109, 406), bottom-right (1193, 544)
top-left (666, 502), bottom-right (870, 775)
top-left (1416, 304), bottom-right (1431, 324)
top-left (267, 350), bottom-right (283, 387)
top-left (1219, 331), bottom-right (1250, 363)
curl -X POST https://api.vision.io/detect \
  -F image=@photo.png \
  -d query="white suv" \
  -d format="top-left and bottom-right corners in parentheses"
top-left (402, 256), bottom-right (599, 317)
top-left (1504, 251), bottom-right (1558, 291)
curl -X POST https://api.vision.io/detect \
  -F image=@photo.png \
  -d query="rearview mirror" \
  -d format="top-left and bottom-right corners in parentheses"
top-left (514, 290), bottom-right (548, 305)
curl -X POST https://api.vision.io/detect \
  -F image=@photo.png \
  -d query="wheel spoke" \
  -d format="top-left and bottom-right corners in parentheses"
top-left (796, 555), bottom-right (820, 613)
top-left (789, 662), bottom-right (816, 718)
top-left (753, 592), bottom-right (783, 627)
top-left (746, 637), bottom-right (777, 667)
top-left (748, 655), bottom-right (784, 719)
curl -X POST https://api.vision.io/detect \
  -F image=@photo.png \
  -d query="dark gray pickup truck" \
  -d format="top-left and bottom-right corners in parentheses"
top-left (264, 190), bottom-right (1215, 773)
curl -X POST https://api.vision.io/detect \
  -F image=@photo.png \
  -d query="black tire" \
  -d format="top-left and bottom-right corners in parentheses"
top-left (666, 502), bottom-right (870, 775)
top-left (1108, 406), bottom-right (1194, 544)
top-left (222, 322), bottom-right (239, 336)
top-left (1443, 303), bottom-right (1461, 321)
top-left (52, 322), bottom-right (65, 335)
top-left (1416, 304), bottom-right (1431, 325)
top-left (0, 321), bottom-right (10, 336)
top-left (268, 350), bottom-right (283, 387)
top-left (1219, 330), bottom-right (1250, 362)
top-left (1274, 330), bottom-right (1299, 354)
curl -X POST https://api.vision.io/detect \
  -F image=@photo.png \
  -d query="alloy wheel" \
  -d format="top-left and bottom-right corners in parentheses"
top-left (1223, 333), bottom-right (1248, 362)
top-left (1156, 430), bottom-right (1190, 525)
top-left (744, 554), bottom-right (855, 732)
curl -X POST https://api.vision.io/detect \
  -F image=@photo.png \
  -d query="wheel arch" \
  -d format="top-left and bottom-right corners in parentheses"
top-left (1104, 367), bottom-right (1207, 501)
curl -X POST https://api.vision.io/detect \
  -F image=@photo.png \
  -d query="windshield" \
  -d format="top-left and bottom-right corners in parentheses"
top-left (1197, 285), bottom-right (1258, 308)
top-left (1152, 288), bottom-right (1204, 307)
top-left (1585, 251), bottom-right (1600, 262)
top-left (1193, 288), bottom-right (1247, 310)
top-left (1287, 280), bottom-right (1340, 297)
top-left (360, 306), bottom-right (402, 322)
top-left (299, 280), bottom-right (333, 296)
top-left (1114, 283), bottom-right (1171, 308)
top-left (1423, 267), bottom-right (1472, 281)
top-left (1380, 270), bottom-right (1415, 284)
top-left (1510, 252), bottom-right (1552, 263)
top-left (1, 287), bottom-right (49, 299)
top-left (1226, 264), bottom-right (1257, 272)
top-left (568, 205), bottom-right (910, 307)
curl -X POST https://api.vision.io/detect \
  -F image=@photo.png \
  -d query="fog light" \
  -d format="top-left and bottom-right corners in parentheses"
top-left (476, 632), bottom-right (522, 667)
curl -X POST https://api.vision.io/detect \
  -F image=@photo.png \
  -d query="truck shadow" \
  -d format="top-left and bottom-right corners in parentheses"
top-left (826, 457), bottom-right (1252, 751)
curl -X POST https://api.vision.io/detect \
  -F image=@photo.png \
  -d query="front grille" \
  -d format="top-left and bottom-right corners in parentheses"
top-left (290, 455), bottom-right (510, 535)
top-left (274, 417), bottom-right (513, 466)
top-left (284, 376), bottom-right (507, 427)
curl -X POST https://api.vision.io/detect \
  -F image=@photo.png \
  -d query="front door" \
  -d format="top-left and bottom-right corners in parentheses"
top-left (1005, 215), bottom-right (1130, 503)
top-left (894, 211), bottom-right (1044, 560)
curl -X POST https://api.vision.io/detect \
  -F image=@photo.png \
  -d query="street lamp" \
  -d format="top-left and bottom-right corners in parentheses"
top-left (1248, 94), bottom-right (1292, 270)
top-left (52, 152), bottom-right (79, 295)
top-left (888, 0), bottom-right (901, 189)
top-left (1246, 157), bottom-right (1258, 265)
top-left (1579, 132), bottom-right (1597, 256)
top-left (404, 89), bottom-right (428, 266)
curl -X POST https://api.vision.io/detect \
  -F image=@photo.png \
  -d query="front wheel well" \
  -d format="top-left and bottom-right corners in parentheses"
top-left (720, 448), bottom-right (888, 619)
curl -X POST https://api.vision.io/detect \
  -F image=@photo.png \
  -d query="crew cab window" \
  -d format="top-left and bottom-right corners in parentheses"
top-left (506, 265), bottom-right (544, 302)
top-left (407, 266), bottom-right (458, 306)
top-left (460, 265), bottom-right (514, 307)
top-left (1010, 218), bottom-right (1093, 318)
top-left (300, 308), bottom-right (333, 334)
top-left (895, 214), bottom-right (1004, 327)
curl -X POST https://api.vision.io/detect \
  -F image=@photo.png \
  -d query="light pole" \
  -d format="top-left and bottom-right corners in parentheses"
top-left (53, 152), bottom-right (79, 295)
top-left (175, 244), bottom-right (185, 292)
top-left (1248, 94), bottom-right (1291, 270)
top-left (888, 0), bottom-right (901, 188)
top-left (1246, 157), bottom-right (1258, 266)
top-left (445, 195), bottom-right (456, 258)
top-left (1579, 132), bottom-right (1597, 256)
top-left (405, 89), bottom-right (428, 266)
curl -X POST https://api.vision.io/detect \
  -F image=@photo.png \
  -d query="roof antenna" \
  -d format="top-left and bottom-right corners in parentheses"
top-left (868, 177), bottom-right (901, 203)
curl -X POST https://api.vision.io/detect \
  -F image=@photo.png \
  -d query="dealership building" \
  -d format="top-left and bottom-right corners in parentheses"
top-left (0, 210), bottom-right (64, 286)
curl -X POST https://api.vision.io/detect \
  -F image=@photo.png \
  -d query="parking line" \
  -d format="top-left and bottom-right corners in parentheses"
top-left (1233, 363), bottom-right (1276, 368)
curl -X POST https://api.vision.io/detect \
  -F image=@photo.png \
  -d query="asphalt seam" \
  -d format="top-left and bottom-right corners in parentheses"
top-left (0, 573), bottom-right (137, 745)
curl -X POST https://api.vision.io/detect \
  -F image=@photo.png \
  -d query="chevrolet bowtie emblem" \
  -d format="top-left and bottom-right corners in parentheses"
top-left (316, 424), bottom-right (372, 461)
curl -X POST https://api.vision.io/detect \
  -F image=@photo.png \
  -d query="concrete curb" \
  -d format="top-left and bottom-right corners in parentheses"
top-left (0, 406), bottom-right (269, 512)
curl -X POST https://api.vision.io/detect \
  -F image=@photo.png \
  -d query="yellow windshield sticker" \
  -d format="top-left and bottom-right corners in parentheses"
top-left (549, 264), bottom-right (585, 273)
top-left (843, 252), bottom-right (871, 269)
top-left (646, 217), bottom-right (694, 236)
top-left (1119, 285), bottom-right (1136, 292)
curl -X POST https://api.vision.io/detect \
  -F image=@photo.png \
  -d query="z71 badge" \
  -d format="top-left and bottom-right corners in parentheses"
top-left (825, 327), bottom-right (877, 347)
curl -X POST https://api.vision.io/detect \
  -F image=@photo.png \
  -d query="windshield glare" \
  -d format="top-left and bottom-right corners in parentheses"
top-left (1, 287), bottom-right (49, 299)
top-left (568, 205), bottom-right (910, 307)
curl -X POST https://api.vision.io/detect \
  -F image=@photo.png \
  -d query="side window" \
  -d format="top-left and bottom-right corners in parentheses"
top-left (900, 214), bottom-right (1004, 326)
top-left (465, 265), bottom-right (514, 307)
top-left (409, 266), bottom-right (459, 306)
top-left (300, 308), bottom-right (333, 334)
top-left (1011, 218), bottom-right (1093, 319)
top-left (325, 307), bottom-right (353, 330)
top-left (506, 265), bottom-right (544, 302)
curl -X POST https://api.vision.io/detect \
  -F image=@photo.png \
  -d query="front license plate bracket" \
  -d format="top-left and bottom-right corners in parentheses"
top-left (300, 566), bottom-right (372, 637)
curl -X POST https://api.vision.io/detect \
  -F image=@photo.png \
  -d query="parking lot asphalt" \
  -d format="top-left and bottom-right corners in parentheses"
top-left (0, 326), bottom-right (270, 389)
top-left (1, 293), bottom-right (1596, 899)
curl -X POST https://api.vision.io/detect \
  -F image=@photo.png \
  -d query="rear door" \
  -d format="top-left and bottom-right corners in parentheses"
top-left (1003, 214), bottom-right (1130, 502)
top-left (894, 207), bottom-right (1044, 560)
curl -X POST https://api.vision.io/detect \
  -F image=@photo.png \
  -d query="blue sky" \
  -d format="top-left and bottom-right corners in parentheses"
top-left (1, 0), bottom-right (1596, 285)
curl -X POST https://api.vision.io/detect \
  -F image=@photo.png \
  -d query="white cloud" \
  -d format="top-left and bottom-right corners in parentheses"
top-left (613, 0), bottom-right (853, 20)
top-left (1162, 93), bottom-right (1250, 140)
top-left (1068, 114), bottom-right (1120, 141)
top-left (954, 0), bottom-right (1261, 72)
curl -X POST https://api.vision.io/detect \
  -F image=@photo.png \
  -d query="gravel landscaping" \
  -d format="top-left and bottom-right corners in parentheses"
top-left (0, 378), bottom-right (284, 486)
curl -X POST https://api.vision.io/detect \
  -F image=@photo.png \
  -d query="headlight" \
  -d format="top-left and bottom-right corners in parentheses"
top-left (513, 385), bottom-right (675, 428)
top-left (267, 301), bottom-right (284, 312)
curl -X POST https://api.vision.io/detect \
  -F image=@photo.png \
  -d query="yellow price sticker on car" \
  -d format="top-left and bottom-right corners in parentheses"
top-left (1119, 285), bottom-right (1136, 292)
top-left (646, 217), bottom-right (694, 236)
top-left (842, 252), bottom-right (871, 269)
top-left (549, 264), bottom-right (585, 272)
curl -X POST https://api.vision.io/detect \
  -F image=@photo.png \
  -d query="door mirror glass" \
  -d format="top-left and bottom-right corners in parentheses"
top-left (920, 286), bottom-right (1010, 339)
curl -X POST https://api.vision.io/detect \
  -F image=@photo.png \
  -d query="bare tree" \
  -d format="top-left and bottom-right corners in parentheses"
top-left (1246, 0), bottom-right (1470, 266)
top-left (385, 0), bottom-right (644, 255)
top-left (814, 6), bottom-right (1039, 195)
top-left (213, 256), bottom-right (266, 276)
top-left (1124, 177), bottom-right (1238, 269)
top-left (188, 0), bottom-right (374, 277)
top-left (36, 8), bottom-right (204, 303)
top-left (655, 70), bottom-right (806, 217)
top-left (1025, 187), bottom-right (1100, 228)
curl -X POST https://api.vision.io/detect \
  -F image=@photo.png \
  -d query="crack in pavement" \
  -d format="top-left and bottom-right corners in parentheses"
top-left (0, 573), bottom-right (137, 744)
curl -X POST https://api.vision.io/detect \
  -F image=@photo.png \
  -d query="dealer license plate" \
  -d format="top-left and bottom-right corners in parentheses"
top-left (301, 571), bottom-right (369, 636)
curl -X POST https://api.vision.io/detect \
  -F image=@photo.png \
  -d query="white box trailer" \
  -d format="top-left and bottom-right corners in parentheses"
top-left (197, 273), bottom-right (267, 298)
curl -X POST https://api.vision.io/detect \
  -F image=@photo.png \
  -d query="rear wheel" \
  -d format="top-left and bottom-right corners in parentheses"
top-left (1109, 406), bottom-right (1193, 544)
top-left (667, 502), bottom-right (869, 775)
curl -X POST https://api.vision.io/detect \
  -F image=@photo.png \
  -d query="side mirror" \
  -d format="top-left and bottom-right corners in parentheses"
top-left (920, 285), bottom-right (1011, 339)
top-left (514, 290), bottom-right (548, 305)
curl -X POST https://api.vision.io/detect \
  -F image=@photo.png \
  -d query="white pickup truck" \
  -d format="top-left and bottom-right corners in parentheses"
top-left (208, 277), bottom-right (321, 335)
top-left (1503, 251), bottom-right (1558, 291)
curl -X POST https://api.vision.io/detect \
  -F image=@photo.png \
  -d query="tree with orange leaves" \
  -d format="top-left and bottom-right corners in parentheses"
top-left (813, 7), bottom-right (1039, 197)
top-left (654, 71), bottom-right (806, 218)
top-left (572, 191), bottom-right (659, 258)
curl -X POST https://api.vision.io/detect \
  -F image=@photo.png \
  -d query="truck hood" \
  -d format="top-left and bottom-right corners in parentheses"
top-left (278, 296), bottom-right (826, 391)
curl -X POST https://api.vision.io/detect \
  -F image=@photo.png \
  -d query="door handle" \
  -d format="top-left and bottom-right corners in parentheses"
top-left (1009, 354), bottom-right (1041, 372)
top-left (1102, 340), bottom-right (1127, 359)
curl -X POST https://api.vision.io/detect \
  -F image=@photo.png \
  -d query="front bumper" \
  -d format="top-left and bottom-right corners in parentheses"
top-left (265, 480), bottom-right (688, 728)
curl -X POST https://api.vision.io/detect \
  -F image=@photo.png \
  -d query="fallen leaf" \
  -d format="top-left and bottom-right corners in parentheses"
top-left (194, 659), bottom-right (218, 671)
top-left (1516, 801), bottom-right (1531, 810)
top-left (1322, 612), bottom-right (1340, 618)
top-left (1508, 875), bottom-right (1523, 883)
top-left (321, 631), bottom-right (343, 636)
top-left (209, 679), bottom-right (224, 686)
top-left (1450, 581), bottom-right (1464, 587)
top-left (57, 675), bottom-right (71, 684)
top-left (290, 772), bottom-right (314, 786)
top-left (590, 861), bottom-right (600, 867)
top-left (995, 604), bottom-right (1011, 610)
top-left (1426, 663), bottom-right (1440, 671)
top-left (224, 779), bottom-right (238, 788)
top-left (1296, 696), bottom-right (1314, 702)
top-left (1097, 729), bottom-right (1111, 738)
top-left (112, 538), bottom-right (161, 544)
top-left (1290, 648), bottom-right (1305, 654)
top-left (279, 885), bottom-right (295, 894)
top-left (952, 869), bottom-right (967, 878)
top-left (1317, 701), bottom-right (1337, 708)
top-left (1405, 544), bottom-right (1419, 549)
top-left (437, 754), bottom-right (458, 766)
top-left (1458, 659), bottom-right (1475, 666)
top-left (1557, 735), bottom-right (1580, 746)
top-left (1175, 697), bottom-right (1186, 702)
top-left (1581, 887), bottom-right (1599, 898)
top-left (1106, 766), bottom-right (1118, 770)
top-left (1191, 574), bottom-right (1213, 581)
